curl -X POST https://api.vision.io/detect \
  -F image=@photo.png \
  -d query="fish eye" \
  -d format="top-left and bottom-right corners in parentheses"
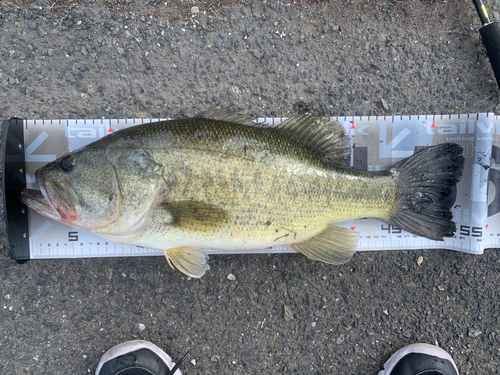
top-left (61, 154), bottom-right (76, 172)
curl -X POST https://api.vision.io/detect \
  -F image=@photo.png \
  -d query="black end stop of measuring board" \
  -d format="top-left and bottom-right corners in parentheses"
top-left (480, 22), bottom-right (500, 91)
top-left (474, 0), bottom-right (500, 90)
top-left (3, 118), bottom-right (30, 263)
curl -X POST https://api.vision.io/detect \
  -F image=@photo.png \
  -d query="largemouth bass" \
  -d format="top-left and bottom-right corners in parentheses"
top-left (21, 111), bottom-right (464, 277)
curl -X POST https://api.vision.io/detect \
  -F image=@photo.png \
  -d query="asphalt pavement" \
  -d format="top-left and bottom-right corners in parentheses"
top-left (1, 1), bottom-right (500, 374)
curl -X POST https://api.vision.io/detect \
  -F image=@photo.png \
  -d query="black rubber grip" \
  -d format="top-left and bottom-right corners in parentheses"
top-left (480, 22), bottom-right (500, 90)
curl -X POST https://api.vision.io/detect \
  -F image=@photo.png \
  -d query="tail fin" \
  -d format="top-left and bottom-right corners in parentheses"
top-left (389, 143), bottom-right (464, 240)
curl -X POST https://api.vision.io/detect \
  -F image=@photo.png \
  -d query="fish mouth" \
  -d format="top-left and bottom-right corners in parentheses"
top-left (21, 180), bottom-right (79, 224)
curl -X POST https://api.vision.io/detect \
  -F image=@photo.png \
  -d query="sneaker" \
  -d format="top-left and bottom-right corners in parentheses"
top-left (378, 343), bottom-right (459, 375)
top-left (96, 340), bottom-right (189, 375)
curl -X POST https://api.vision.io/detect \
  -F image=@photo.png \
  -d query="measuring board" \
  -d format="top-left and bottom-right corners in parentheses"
top-left (3, 114), bottom-right (500, 261)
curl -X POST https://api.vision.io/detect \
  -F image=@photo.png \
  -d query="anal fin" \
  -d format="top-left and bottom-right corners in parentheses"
top-left (164, 247), bottom-right (210, 278)
top-left (290, 224), bottom-right (359, 265)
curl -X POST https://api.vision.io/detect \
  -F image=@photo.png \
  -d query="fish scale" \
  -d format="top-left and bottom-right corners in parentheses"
top-left (126, 120), bottom-right (394, 243)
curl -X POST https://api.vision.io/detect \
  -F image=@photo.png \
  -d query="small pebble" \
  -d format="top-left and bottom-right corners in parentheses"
top-left (283, 305), bottom-right (294, 321)
top-left (105, 268), bottom-right (113, 281)
top-left (417, 256), bottom-right (424, 266)
top-left (468, 328), bottom-right (482, 338)
top-left (380, 98), bottom-right (389, 111)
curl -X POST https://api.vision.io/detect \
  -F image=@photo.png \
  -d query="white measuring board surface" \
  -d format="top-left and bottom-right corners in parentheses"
top-left (20, 114), bottom-right (500, 259)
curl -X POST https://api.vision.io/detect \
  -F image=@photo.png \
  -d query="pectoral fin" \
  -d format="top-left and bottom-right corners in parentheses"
top-left (162, 201), bottom-right (228, 232)
top-left (164, 247), bottom-right (210, 278)
top-left (290, 224), bottom-right (359, 265)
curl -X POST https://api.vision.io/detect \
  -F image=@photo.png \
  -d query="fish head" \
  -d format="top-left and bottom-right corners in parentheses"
top-left (21, 147), bottom-right (122, 231)
top-left (22, 139), bottom-right (167, 235)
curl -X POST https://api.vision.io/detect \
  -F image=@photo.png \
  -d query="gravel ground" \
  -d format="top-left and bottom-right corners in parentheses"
top-left (1, 0), bottom-right (500, 374)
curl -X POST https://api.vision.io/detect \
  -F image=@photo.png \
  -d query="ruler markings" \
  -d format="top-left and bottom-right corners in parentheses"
top-left (21, 115), bottom-right (499, 259)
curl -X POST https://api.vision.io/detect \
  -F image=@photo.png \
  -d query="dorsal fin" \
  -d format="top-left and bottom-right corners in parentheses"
top-left (204, 109), bottom-right (351, 165)
top-left (203, 107), bottom-right (265, 127)
top-left (278, 115), bottom-right (351, 165)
